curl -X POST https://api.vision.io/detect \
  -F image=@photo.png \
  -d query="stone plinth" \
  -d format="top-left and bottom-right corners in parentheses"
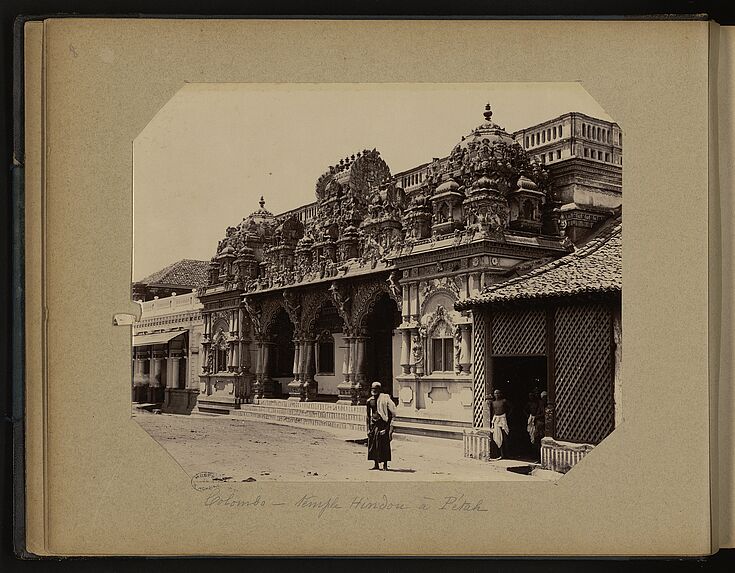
top-left (162, 388), bottom-right (199, 415)
top-left (540, 437), bottom-right (594, 473)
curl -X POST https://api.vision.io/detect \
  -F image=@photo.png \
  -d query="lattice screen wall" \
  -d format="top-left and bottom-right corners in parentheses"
top-left (490, 309), bottom-right (546, 356)
top-left (471, 310), bottom-right (487, 429)
top-left (554, 304), bottom-right (614, 445)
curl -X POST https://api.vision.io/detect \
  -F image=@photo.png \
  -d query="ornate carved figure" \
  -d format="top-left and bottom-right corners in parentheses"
top-left (454, 325), bottom-right (463, 373)
top-left (283, 290), bottom-right (301, 324)
top-left (329, 281), bottom-right (351, 327)
top-left (411, 328), bottom-right (426, 374)
top-left (243, 297), bottom-right (262, 337)
top-left (387, 271), bottom-right (402, 303)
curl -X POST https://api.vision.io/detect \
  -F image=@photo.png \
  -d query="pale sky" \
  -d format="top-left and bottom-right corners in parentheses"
top-left (133, 83), bottom-right (611, 281)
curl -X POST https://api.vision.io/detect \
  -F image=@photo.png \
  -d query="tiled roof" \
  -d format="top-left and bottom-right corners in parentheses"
top-left (456, 216), bottom-right (621, 309)
top-left (136, 259), bottom-right (210, 289)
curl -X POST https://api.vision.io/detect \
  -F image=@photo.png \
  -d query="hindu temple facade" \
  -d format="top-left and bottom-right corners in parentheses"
top-left (194, 105), bottom-right (622, 439)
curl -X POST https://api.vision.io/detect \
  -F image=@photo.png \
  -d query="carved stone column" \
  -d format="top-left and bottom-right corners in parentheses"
top-left (228, 338), bottom-right (238, 373)
top-left (353, 334), bottom-right (368, 405)
top-left (410, 328), bottom-right (424, 376)
top-left (287, 336), bottom-right (302, 401)
top-left (201, 342), bottom-right (210, 373)
top-left (203, 314), bottom-right (211, 340)
top-left (133, 355), bottom-right (143, 380)
top-left (237, 308), bottom-right (245, 372)
top-left (302, 335), bottom-right (317, 402)
top-left (399, 329), bottom-right (411, 374)
top-left (166, 356), bottom-right (179, 388)
top-left (470, 273), bottom-right (482, 295)
top-left (261, 342), bottom-right (271, 380)
top-left (410, 284), bottom-right (420, 323)
top-left (253, 339), bottom-right (263, 399)
top-left (166, 356), bottom-right (174, 388)
top-left (459, 323), bottom-right (472, 374)
top-left (132, 354), bottom-right (144, 402)
top-left (149, 352), bottom-right (164, 403)
top-left (260, 341), bottom-right (279, 398)
top-left (336, 332), bottom-right (353, 403)
top-left (401, 284), bottom-right (410, 321)
top-left (347, 336), bottom-right (357, 381)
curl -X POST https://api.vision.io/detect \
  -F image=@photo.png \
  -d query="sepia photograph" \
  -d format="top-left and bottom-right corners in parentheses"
top-left (130, 83), bottom-right (622, 484)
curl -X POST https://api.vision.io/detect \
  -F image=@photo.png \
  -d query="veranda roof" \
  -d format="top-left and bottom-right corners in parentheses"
top-left (136, 259), bottom-right (210, 289)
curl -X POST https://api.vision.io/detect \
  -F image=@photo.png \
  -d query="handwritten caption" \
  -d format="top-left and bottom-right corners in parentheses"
top-left (192, 474), bottom-right (487, 516)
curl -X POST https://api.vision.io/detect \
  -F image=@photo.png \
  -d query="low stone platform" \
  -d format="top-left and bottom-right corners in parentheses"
top-left (133, 402), bottom-right (160, 412)
top-left (393, 416), bottom-right (468, 440)
top-left (540, 437), bottom-right (594, 473)
top-left (195, 396), bottom-right (241, 415)
top-left (228, 399), bottom-right (468, 439)
top-left (231, 399), bottom-right (366, 433)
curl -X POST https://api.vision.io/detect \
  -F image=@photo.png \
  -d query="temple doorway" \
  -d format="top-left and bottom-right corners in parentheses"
top-left (491, 356), bottom-right (547, 460)
top-left (270, 309), bottom-right (295, 380)
top-left (312, 298), bottom-right (342, 399)
top-left (364, 292), bottom-right (400, 396)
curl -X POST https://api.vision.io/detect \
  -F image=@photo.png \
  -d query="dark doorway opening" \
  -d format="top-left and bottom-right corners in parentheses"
top-left (491, 356), bottom-right (547, 460)
top-left (364, 292), bottom-right (400, 396)
top-left (270, 309), bottom-right (295, 379)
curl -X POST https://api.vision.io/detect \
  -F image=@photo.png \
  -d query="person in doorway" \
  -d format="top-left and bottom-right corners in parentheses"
top-left (525, 389), bottom-right (545, 461)
top-left (366, 381), bottom-right (396, 470)
top-left (489, 388), bottom-right (511, 460)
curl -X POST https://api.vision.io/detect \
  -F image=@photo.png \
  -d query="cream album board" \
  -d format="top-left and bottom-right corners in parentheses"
top-left (17, 18), bottom-right (735, 556)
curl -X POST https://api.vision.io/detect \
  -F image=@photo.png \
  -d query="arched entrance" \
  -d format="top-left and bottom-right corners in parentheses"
top-left (269, 308), bottom-right (295, 383)
top-left (363, 292), bottom-right (401, 395)
top-left (311, 299), bottom-right (342, 398)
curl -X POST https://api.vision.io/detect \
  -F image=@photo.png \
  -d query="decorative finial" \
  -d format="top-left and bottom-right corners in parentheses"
top-left (259, 196), bottom-right (265, 209)
top-left (483, 103), bottom-right (493, 122)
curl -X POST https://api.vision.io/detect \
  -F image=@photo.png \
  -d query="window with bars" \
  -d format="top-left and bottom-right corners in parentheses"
top-left (431, 338), bottom-right (454, 372)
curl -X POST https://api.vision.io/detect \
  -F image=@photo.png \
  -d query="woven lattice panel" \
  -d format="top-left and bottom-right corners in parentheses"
top-left (491, 309), bottom-right (546, 356)
top-left (554, 304), bottom-right (614, 445)
top-left (472, 310), bottom-right (487, 429)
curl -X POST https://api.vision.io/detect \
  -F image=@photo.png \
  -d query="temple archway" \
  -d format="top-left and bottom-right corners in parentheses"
top-left (268, 308), bottom-right (295, 389)
top-left (309, 298), bottom-right (343, 398)
top-left (362, 291), bottom-right (401, 395)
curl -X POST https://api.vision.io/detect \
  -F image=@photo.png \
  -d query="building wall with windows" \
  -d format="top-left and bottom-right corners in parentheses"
top-left (512, 112), bottom-right (622, 167)
top-left (132, 292), bottom-right (204, 414)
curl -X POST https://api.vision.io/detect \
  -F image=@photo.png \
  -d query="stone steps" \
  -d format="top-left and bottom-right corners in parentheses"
top-left (230, 400), bottom-right (468, 439)
top-left (393, 419), bottom-right (466, 440)
top-left (232, 404), bottom-right (366, 433)
top-left (256, 398), bottom-right (363, 413)
top-left (196, 397), bottom-right (241, 415)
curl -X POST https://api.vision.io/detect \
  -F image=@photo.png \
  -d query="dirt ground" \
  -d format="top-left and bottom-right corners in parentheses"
top-left (134, 410), bottom-right (556, 482)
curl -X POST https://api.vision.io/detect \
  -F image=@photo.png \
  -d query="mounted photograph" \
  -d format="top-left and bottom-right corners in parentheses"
top-left (129, 83), bottom-right (622, 483)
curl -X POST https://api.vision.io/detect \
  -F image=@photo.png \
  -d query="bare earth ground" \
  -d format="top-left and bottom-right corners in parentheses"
top-left (134, 410), bottom-right (558, 482)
